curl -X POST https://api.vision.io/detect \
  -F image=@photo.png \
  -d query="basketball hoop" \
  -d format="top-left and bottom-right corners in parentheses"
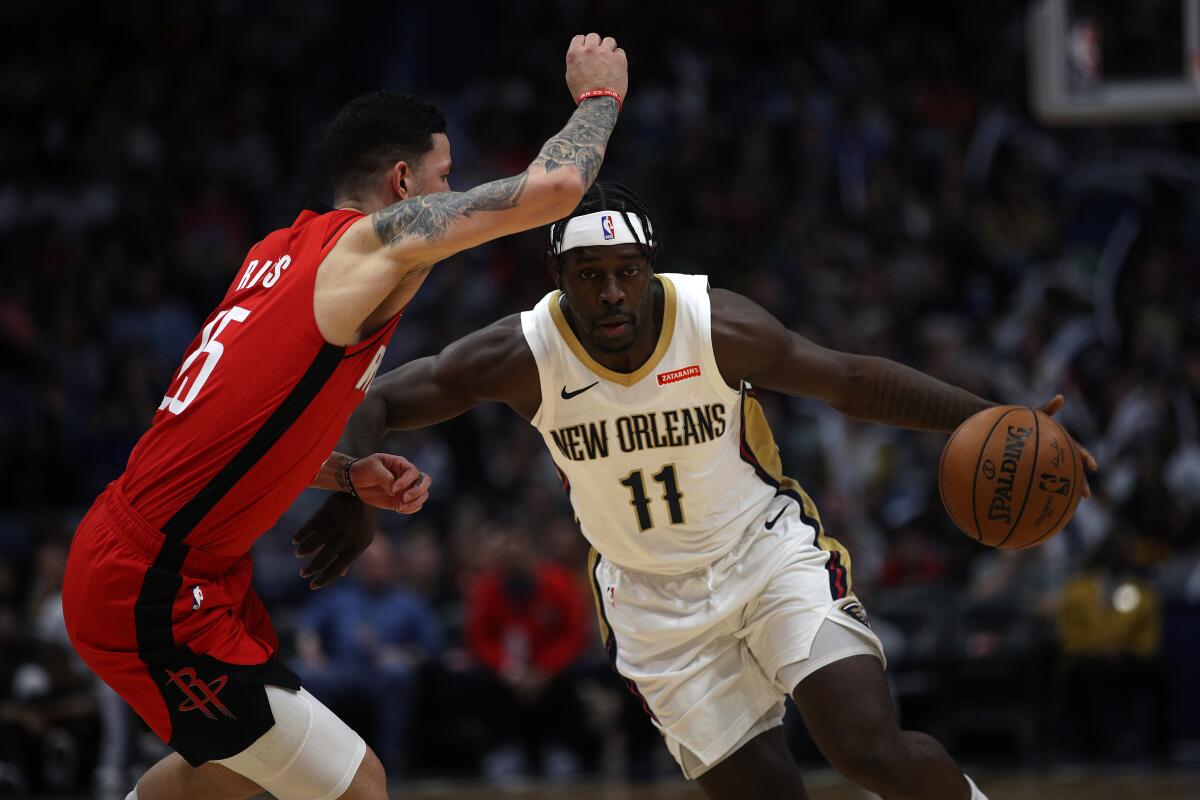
top-left (1029, 0), bottom-right (1200, 124)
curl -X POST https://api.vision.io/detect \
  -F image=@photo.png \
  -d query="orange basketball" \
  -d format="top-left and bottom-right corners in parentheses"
top-left (938, 406), bottom-right (1084, 548)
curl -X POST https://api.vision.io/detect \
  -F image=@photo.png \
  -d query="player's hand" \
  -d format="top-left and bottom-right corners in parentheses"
top-left (293, 493), bottom-right (376, 590)
top-left (565, 33), bottom-right (628, 103)
top-left (349, 453), bottom-right (432, 513)
top-left (1039, 394), bottom-right (1099, 498)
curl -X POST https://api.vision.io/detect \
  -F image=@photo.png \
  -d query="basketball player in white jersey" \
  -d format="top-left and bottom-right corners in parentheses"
top-left (297, 183), bottom-right (1096, 799)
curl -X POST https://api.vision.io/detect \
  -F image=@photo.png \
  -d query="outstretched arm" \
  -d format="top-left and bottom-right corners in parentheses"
top-left (316, 35), bottom-right (626, 345)
top-left (710, 284), bottom-right (1099, 501)
top-left (710, 289), bottom-right (1098, 495)
top-left (341, 314), bottom-right (541, 455)
top-left (297, 316), bottom-right (538, 588)
top-left (369, 92), bottom-right (619, 265)
top-left (372, 31), bottom-right (626, 262)
top-left (711, 289), bottom-right (993, 433)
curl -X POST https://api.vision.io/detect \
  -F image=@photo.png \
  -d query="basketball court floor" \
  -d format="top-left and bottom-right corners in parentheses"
top-left (391, 769), bottom-right (1198, 800)
top-left (41, 767), bottom-right (1200, 799)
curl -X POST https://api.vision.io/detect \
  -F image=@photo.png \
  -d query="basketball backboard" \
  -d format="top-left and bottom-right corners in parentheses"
top-left (1029, 0), bottom-right (1200, 123)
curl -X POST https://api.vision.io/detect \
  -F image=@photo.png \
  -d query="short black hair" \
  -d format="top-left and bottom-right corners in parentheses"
top-left (546, 182), bottom-right (660, 267)
top-left (325, 90), bottom-right (447, 201)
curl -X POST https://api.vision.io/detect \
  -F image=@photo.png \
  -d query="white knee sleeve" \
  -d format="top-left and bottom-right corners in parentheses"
top-left (214, 686), bottom-right (367, 800)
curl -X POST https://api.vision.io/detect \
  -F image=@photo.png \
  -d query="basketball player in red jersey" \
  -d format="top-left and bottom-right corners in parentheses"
top-left (61, 34), bottom-right (627, 800)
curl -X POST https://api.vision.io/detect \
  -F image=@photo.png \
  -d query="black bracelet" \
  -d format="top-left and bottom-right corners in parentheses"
top-left (341, 457), bottom-right (360, 497)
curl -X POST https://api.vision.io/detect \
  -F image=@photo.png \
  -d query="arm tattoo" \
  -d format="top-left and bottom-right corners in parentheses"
top-left (531, 96), bottom-right (619, 187)
top-left (373, 171), bottom-right (529, 247)
top-left (372, 97), bottom-right (616, 248)
top-left (854, 359), bottom-right (990, 432)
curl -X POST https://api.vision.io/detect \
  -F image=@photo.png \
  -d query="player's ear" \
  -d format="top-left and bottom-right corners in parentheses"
top-left (543, 244), bottom-right (565, 290)
top-left (390, 161), bottom-right (411, 200)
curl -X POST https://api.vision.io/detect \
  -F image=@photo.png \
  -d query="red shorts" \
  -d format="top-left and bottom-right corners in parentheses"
top-left (62, 483), bottom-right (299, 765)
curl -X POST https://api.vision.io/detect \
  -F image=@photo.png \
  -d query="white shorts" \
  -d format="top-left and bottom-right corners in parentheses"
top-left (590, 493), bottom-right (885, 779)
top-left (213, 686), bottom-right (366, 800)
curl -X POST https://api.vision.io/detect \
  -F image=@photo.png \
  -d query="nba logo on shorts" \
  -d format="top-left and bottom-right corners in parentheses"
top-left (601, 215), bottom-right (616, 240)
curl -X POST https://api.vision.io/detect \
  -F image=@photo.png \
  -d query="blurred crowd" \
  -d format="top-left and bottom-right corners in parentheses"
top-left (2, 0), bottom-right (1199, 794)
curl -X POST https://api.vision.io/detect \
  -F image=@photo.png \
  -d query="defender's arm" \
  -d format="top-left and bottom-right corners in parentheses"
top-left (373, 95), bottom-right (619, 261)
top-left (316, 95), bottom-right (619, 344)
top-left (367, 32), bottom-right (626, 270)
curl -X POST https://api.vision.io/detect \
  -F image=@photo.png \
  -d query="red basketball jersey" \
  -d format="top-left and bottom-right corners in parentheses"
top-left (119, 209), bottom-right (399, 557)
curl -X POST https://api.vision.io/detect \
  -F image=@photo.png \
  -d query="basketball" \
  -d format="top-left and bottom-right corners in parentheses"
top-left (939, 406), bottom-right (1084, 548)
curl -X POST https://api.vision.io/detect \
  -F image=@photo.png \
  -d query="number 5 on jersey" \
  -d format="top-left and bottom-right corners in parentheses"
top-left (159, 306), bottom-right (251, 415)
top-left (619, 464), bottom-right (685, 531)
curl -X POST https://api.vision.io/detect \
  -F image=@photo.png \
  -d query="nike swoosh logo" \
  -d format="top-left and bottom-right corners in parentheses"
top-left (561, 381), bottom-right (599, 400)
top-left (764, 507), bottom-right (786, 529)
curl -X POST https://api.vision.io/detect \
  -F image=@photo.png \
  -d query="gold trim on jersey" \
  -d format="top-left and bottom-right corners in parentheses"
top-left (587, 546), bottom-right (612, 646)
top-left (586, 546), bottom-right (660, 722)
top-left (740, 389), bottom-right (854, 593)
top-left (549, 275), bottom-right (678, 387)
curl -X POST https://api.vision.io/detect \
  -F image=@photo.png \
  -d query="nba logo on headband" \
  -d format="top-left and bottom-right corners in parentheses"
top-left (557, 210), bottom-right (650, 254)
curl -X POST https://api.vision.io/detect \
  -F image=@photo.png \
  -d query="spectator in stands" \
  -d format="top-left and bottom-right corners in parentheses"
top-left (292, 533), bottom-right (441, 775)
top-left (1056, 534), bottom-right (1166, 761)
top-left (3, 0), bottom-right (1200, 781)
top-left (878, 523), bottom-right (950, 590)
top-left (0, 540), bottom-right (95, 794)
top-left (465, 521), bottom-right (591, 780)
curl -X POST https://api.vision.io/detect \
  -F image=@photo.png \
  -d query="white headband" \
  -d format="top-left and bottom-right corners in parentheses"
top-left (554, 210), bottom-right (652, 254)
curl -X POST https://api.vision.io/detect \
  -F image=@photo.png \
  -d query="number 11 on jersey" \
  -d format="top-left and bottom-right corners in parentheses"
top-left (619, 464), bottom-right (685, 531)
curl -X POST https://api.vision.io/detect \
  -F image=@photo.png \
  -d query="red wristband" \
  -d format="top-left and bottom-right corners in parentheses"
top-left (576, 89), bottom-right (623, 111)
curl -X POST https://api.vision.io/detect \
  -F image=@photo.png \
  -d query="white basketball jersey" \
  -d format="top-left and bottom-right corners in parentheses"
top-left (521, 273), bottom-right (779, 574)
